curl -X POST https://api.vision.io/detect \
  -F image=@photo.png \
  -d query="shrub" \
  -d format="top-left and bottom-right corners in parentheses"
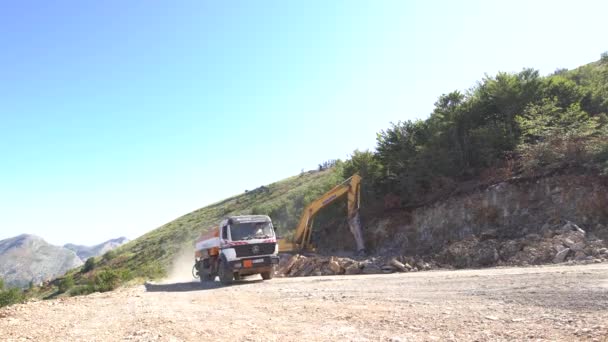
top-left (0, 288), bottom-right (24, 308)
top-left (82, 257), bottom-right (96, 273)
top-left (102, 250), bottom-right (117, 262)
top-left (69, 285), bottom-right (96, 297)
top-left (93, 269), bottom-right (120, 292)
top-left (58, 275), bottom-right (74, 293)
top-left (0, 277), bottom-right (4, 290)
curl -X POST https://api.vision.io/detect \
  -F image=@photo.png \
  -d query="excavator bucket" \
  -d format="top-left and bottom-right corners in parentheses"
top-left (348, 212), bottom-right (366, 255)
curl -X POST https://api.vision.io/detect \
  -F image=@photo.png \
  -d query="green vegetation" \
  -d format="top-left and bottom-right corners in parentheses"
top-left (57, 275), bottom-right (74, 293)
top-left (82, 257), bottom-right (96, 273)
top-left (346, 55), bottom-right (608, 208)
top-left (0, 277), bottom-right (25, 308)
top-left (0, 288), bottom-right (24, 308)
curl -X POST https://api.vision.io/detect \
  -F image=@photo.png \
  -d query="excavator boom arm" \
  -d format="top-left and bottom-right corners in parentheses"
top-left (279, 174), bottom-right (364, 253)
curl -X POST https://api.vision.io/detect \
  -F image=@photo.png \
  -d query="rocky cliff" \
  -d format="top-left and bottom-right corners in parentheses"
top-left (366, 173), bottom-right (608, 267)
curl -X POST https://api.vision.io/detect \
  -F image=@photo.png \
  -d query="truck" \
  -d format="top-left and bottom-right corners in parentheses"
top-left (193, 215), bottom-right (279, 285)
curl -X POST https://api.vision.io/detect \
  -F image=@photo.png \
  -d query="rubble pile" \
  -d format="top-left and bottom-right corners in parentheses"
top-left (278, 221), bottom-right (607, 277)
top-left (277, 254), bottom-right (436, 277)
top-left (439, 221), bottom-right (608, 268)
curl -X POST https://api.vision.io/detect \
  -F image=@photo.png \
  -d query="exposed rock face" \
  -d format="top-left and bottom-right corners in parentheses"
top-left (0, 234), bottom-right (83, 288)
top-left (368, 174), bottom-right (608, 259)
top-left (64, 237), bottom-right (129, 261)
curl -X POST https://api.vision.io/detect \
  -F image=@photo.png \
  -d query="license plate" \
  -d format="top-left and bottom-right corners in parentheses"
top-left (243, 260), bottom-right (253, 268)
top-left (252, 258), bottom-right (265, 264)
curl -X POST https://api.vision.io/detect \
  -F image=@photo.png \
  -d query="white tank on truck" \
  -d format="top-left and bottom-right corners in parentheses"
top-left (193, 215), bottom-right (279, 284)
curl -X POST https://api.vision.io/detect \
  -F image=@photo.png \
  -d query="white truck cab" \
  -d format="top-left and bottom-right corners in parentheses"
top-left (194, 215), bottom-right (279, 284)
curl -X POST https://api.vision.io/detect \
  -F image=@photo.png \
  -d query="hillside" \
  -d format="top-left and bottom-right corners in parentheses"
top-left (64, 237), bottom-right (130, 261)
top-left (76, 169), bottom-right (344, 283)
top-left (0, 235), bottom-right (83, 288)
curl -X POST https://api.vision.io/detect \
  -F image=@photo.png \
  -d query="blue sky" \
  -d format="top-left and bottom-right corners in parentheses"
top-left (1, 1), bottom-right (606, 245)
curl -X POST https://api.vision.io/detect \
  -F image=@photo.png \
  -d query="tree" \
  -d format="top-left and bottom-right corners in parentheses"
top-left (515, 99), bottom-right (603, 170)
top-left (342, 149), bottom-right (383, 200)
top-left (82, 257), bottom-right (96, 273)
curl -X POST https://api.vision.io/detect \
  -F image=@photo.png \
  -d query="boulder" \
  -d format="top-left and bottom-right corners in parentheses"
top-left (553, 248), bottom-right (570, 263)
top-left (512, 241), bottom-right (555, 265)
top-left (441, 237), bottom-right (478, 268)
top-left (574, 251), bottom-right (587, 261)
top-left (473, 240), bottom-right (499, 266)
top-left (390, 258), bottom-right (409, 272)
top-left (328, 259), bottom-right (342, 274)
top-left (561, 221), bottom-right (586, 235)
top-left (499, 240), bottom-right (522, 261)
top-left (562, 237), bottom-right (585, 252)
top-left (278, 254), bottom-right (302, 275)
top-left (344, 263), bottom-right (362, 275)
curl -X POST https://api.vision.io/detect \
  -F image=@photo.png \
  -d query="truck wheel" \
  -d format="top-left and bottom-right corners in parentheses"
top-left (199, 267), bottom-right (213, 282)
top-left (192, 264), bottom-right (200, 279)
top-left (218, 261), bottom-right (233, 285)
top-left (261, 270), bottom-right (274, 280)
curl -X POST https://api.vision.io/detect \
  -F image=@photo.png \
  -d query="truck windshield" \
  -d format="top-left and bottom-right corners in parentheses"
top-left (230, 222), bottom-right (274, 241)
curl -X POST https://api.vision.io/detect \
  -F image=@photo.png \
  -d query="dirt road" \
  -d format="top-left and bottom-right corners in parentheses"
top-left (1, 263), bottom-right (607, 341)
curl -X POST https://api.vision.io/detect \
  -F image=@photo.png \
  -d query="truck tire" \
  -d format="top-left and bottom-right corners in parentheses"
top-left (199, 267), bottom-right (213, 282)
top-left (192, 264), bottom-right (200, 279)
top-left (218, 261), bottom-right (233, 285)
top-left (261, 270), bottom-right (274, 280)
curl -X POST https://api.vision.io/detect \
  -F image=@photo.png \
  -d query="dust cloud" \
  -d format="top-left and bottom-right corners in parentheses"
top-left (162, 247), bottom-right (196, 284)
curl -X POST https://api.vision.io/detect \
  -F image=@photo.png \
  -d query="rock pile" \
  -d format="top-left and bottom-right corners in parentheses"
top-left (439, 221), bottom-right (608, 268)
top-left (278, 221), bottom-right (607, 277)
top-left (277, 254), bottom-right (435, 277)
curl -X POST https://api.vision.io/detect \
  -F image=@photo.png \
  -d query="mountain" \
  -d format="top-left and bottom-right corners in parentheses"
top-left (0, 234), bottom-right (83, 288)
top-left (64, 237), bottom-right (130, 261)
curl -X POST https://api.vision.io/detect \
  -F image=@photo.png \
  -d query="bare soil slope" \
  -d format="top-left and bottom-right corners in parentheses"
top-left (2, 264), bottom-right (607, 341)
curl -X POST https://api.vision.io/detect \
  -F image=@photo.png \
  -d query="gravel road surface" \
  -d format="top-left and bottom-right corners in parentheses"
top-left (1, 263), bottom-right (607, 341)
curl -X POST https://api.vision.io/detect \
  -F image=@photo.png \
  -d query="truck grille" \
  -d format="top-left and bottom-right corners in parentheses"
top-left (233, 243), bottom-right (276, 258)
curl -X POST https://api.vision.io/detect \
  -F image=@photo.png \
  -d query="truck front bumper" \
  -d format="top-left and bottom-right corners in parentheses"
top-left (228, 255), bottom-right (279, 273)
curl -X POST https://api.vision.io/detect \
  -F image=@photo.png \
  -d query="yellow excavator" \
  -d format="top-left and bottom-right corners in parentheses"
top-left (278, 174), bottom-right (365, 255)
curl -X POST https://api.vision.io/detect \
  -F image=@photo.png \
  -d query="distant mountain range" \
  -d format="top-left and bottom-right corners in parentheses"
top-left (0, 234), bottom-right (128, 288)
top-left (64, 237), bottom-right (129, 261)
